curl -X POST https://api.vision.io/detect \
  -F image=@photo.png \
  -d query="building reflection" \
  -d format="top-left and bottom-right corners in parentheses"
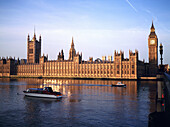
top-left (0, 77), bottom-right (157, 124)
top-left (0, 78), bottom-right (157, 106)
top-left (0, 78), bottom-right (139, 104)
top-left (47, 79), bottom-right (137, 100)
top-left (0, 78), bottom-right (138, 98)
top-left (0, 78), bottom-right (157, 104)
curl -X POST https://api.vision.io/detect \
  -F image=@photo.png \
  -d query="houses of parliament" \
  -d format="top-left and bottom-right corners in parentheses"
top-left (0, 22), bottom-right (159, 79)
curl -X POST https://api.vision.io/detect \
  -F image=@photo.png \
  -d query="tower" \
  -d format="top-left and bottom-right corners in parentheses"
top-left (27, 30), bottom-right (41, 64)
top-left (69, 37), bottom-right (76, 60)
top-left (148, 21), bottom-right (158, 76)
top-left (57, 49), bottom-right (64, 61)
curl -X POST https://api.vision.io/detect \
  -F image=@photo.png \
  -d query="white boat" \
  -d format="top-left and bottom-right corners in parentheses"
top-left (23, 87), bottom-right (62, 99)
top-left (111, 82), bottom-right (126, 87)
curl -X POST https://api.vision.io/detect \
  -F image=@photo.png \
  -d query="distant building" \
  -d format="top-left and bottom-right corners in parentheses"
top-left (148, 21), bottom-right (158, 76)
top-left (0, 57), bottom-right (16, 76)
top-left (0, 22), bottom-right (163, 79)
top-left (27, 32), bottom-right (41, 64)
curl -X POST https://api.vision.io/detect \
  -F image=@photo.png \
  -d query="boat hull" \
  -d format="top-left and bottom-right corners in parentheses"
top-left (111, 84), bottom-right (126, 87)
top-left (24, 92), bottom-right (62, 99)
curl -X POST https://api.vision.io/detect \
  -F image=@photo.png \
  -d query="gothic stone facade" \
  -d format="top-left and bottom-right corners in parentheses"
top-left (27, 33), bottom-right (41, 64)
top-left (0, 22), bottom-right (158, 79)
top-left (15, 50), bottom-right (143, 79)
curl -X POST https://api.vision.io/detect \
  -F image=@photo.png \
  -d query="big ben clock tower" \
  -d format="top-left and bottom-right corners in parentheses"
top-left (148, 21), bottom-right (158, 76)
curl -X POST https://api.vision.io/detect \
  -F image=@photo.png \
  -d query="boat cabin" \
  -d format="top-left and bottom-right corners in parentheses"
top-left (26, 87), bottom-right (53, 93)
top-left (43, 87), bottom-right (53, 92)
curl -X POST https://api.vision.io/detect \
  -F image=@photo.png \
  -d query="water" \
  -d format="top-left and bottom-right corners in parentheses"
top-left (0, 78), bottom-right (156, 127)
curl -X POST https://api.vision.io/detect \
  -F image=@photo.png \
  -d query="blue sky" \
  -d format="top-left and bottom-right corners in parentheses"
top-left (0, 0), bottom-right (170, 64)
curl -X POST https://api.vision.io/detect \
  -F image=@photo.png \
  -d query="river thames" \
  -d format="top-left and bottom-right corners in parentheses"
top-left (0, 78), bottom-right (157, 127)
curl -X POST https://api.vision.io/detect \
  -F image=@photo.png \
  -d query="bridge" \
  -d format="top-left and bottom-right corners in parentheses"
top-left (149, 72), bottom-right (170, 127)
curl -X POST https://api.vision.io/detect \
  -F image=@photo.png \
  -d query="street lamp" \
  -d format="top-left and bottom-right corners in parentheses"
top-left (159, 43), bottom-right (163, 72)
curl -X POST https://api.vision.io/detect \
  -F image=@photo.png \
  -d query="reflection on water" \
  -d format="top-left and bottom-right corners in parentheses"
top-left (0, 78), bottom-right (157, 127)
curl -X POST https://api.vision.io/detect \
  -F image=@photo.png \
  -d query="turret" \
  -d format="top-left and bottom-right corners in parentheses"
top-left (129, 50), bottom-right (138, 62)
top-left (27, 34), bottom-right (30, 41)
top-left (33, 27), bottom-right (36, 41)
top-left (73, 52), bottom-right (82, 63)
top-left (58, 49), bottom-right (64, 61)
top-left (17, 57), bottom-right (20, 64)
top-left (39, 35), bottom-right (41, 42)
top-left (71, 37), bottom-right (74, 48)
top-left (61, 49), bottom-right (64, 56)
top-left (114, 50), bottom-right (124, 62)
top-left (80, 52), bottom-right (82, 58)
top-left (69, 37), bottom-right (76, 60)
top-left (46, 54), bottom-right (48, 60)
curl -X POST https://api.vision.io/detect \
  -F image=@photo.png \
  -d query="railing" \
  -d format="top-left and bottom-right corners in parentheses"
top-left (164, 73), bottom-right (170, 116)
top-left (148, 73), bottom-right (170, 127)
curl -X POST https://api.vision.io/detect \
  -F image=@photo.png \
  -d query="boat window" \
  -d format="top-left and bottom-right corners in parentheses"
top-left (47, 87), bottom-right (53, 92)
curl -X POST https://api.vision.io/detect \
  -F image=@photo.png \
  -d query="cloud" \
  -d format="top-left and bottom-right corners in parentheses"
top-left (125, 0), bottom-right (137, 12)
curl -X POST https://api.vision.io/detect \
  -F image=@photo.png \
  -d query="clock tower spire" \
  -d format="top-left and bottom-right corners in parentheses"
top-left (148, 21), bottom-right (158, 76)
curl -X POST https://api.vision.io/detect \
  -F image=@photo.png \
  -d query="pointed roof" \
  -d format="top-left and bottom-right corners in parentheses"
top-left (31, 27), bottom-right (36, 41)
top-left (151, 20), bottom-right (155, 29)
top-left (61, 49), bottom-right (64, 56)
top-left (149, 20), bottom-right (157, 38)
top-left (71, 36), bottom-right (74, 47)
top-left (33, 26), bottom-right (36, 38)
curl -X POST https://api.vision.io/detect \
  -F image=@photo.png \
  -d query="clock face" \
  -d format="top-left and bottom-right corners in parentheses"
top-left (150, 39), bottom-right (155, 44)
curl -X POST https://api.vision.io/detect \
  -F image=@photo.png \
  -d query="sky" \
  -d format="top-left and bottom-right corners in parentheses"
top-left (0, 0), bottom-right (170, 65)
